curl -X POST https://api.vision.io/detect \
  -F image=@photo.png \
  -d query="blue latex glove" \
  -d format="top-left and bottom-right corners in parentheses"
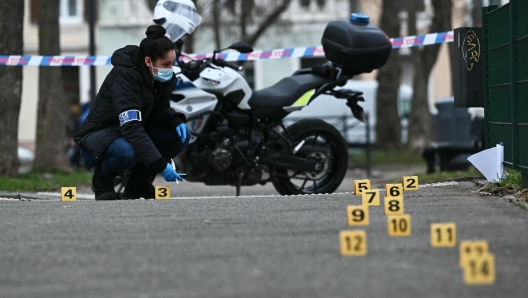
top-left (161, 163), bottom-right (183, 182)
top-left (176, 123), bottom-right (188, 143)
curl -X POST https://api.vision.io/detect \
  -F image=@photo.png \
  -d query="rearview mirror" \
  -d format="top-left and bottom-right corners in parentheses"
top-left (227, 42), bottom-right (253, 54)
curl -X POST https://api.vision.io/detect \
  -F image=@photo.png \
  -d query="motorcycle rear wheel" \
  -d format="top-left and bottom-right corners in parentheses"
top-left (272, 118), bottom-right (348, 195)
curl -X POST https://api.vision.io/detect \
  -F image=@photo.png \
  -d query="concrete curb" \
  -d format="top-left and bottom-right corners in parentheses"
top-left (0, 192), bottom-right (60, 201)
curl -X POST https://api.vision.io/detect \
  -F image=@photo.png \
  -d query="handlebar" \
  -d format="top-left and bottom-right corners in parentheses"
top-left (215, 58), bottom-right (243, 71)
top-left (178, 57), bottom-right (244, 75)
top-left (226, 62), bottom-right (244, 71)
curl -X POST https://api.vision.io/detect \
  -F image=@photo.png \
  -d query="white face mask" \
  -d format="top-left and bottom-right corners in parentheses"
top-left (151, 65), bottom-right (174, 82)
top-left (147, 57), bottom-right (174, 82)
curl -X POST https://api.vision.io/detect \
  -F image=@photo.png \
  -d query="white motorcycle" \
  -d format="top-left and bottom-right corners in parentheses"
top-left (169, 40), bottom-right (376, 196)
top-left (117, 13), bottom-right (392, 196)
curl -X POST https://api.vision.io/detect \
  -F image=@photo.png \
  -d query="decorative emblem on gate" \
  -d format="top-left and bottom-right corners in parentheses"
top-left (462, 30), bottom-right (480, 71)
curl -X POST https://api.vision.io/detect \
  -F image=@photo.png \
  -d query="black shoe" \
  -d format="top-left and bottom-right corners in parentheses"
top-left (92, 166), bottom-right (118, 201)
top-left (123, 184), bottom-right (155, 200)
top-left (123, 163), bottom-right (156, 199)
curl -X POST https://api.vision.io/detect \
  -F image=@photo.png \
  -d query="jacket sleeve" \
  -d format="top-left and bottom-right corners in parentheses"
top-left (112, 69), bottom-right (167, 173)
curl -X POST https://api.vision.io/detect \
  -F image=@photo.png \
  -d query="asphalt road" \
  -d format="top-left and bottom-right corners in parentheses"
top-left (1, 180), bottom-right (527, 298)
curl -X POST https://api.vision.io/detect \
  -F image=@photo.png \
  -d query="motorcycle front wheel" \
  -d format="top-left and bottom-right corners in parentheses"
top-left (272, 118), bottom-right (348, 195)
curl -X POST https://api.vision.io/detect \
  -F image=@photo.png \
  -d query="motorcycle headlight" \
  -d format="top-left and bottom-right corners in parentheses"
top-left (204, 78), bottom-right (220, 85)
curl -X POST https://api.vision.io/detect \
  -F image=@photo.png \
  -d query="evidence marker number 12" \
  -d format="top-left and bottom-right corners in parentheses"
top-left (340, 230), bottom-right (367, 256)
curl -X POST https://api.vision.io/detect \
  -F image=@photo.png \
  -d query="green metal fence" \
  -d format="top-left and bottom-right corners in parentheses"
top-left (483, 0), bottom-right (528, 187)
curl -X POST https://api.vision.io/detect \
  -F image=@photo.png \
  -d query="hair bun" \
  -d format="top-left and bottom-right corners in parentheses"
top-left (145, 25), bottom-right (167, 39)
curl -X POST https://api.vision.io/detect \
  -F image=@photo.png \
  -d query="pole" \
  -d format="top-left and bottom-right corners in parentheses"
top-left (341, 115), bottom-right (348, 144)
top-left (89, 0), bottom-right (96, 102)
top-left (365, 113), bottom-right (371, 177)
top-left (349, 0), bottom-right (360, 12)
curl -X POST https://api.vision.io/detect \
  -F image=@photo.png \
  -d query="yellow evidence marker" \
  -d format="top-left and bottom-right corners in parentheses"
top-left (385, 183), bottom-right (403, 198)
top-left (340, 230), bottom-right (367, 256)
top-left (155, 186), bottom-right (171, 200)
top-left (61, 187), bottom-right (77, 202)
top-left (347, 205), bottom-right (369, 226)
top-left (387, 214), bottom-right (411, 236)
top-left (384, 196), bottom-right (404, 215)
top-left (362, 189), bottom-right (380, 206)
top-left (463, 253), bottom-right (495, 285)
top-left (431, 223), bottom-right (457, 247)
top-left (403, 176), bottom-right (419, 190)
top-left (459, 241), bottom-right (489, 268)
top-left (353, 179), bottom-right (371, 195)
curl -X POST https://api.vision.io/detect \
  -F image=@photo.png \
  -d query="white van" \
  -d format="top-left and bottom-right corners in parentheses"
top-left (284, 80), bottom-right (413, 144)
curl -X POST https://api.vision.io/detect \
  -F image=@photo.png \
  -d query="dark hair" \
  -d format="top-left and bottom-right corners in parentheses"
top-left (139, 25), bottom-right (176, 62)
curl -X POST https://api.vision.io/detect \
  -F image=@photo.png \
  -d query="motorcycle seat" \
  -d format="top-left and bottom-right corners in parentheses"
top-left (248, 74), bottom-right (330, 109)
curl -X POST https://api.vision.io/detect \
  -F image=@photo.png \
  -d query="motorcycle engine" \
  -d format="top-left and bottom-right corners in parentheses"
top-left (209, 139), bottom-right (233, 172)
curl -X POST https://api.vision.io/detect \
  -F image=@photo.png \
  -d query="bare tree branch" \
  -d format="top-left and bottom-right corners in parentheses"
top-left (245, 0), bottom-right (292, 47)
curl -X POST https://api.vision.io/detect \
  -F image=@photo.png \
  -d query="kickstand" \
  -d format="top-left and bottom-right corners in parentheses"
top-left (236, 171), bottom-right (244, 196)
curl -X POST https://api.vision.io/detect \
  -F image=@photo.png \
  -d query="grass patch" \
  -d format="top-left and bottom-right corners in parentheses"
top-left (349, 149), bottom-right (423, 167)
top-left (0, 170), bottom-right (92, 193)
top-left (475, 169), bottom-right (528, 207)
top-left (495, 169), bottom-right (522, 189)
top-left (478, 169), bottom-right (523, 197)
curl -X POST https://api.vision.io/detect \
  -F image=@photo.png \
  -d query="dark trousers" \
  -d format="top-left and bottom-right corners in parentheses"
top-left (80, 126), bottom-right (191, 175)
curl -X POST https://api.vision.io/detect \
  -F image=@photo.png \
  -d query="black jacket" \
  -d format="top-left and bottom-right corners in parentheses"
top-left (74, 45), bottom-right (186, 173)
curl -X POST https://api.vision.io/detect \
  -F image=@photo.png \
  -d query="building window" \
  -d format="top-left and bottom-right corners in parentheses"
top-left (60, 0), bottom-right (83, 24)
top-left (300, 0), bottom-right (325, 8)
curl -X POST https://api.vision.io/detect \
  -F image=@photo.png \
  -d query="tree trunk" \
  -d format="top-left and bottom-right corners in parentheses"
top-left (375, 0), bottom-right (402, 150)
top-left (472, 0), bottom-right (483, 26)
top-left (183, 31), bottom-right (195, 54)
top-left (34, 0), bottom-right (71, 171)
top-left (240, 0), bottom-right (255, 43)
top-left (407, 0), bottom-right (452, 150)
top-left (408, 50), bottom-right (434, 149)
top-left (349, 0), bottom-right (360, 12)
top-left (212, 0), bottom-right (222, 50)
top-left (183, 0), bottom-right (198, 54)
top-left (0, 0), bottom-right (24, 177)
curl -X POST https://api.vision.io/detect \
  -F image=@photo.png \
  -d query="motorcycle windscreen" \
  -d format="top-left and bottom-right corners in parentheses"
top-left (155, 1), bottom-right (203, 42)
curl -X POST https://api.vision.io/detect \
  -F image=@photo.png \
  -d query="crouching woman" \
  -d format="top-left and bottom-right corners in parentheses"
top-left (74, 25), bottom-right (190, 200)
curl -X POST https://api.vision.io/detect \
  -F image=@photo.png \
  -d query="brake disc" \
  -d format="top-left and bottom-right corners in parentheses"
top-left (305, 152), bottom-right (329, 180)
